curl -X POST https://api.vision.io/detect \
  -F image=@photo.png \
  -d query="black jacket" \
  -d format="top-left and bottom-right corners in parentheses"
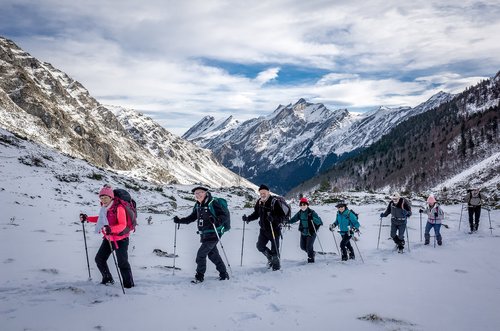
top-left (177, 192), bottom-right (229, 242)
top-left (247, 196), bottom-right (286, 235)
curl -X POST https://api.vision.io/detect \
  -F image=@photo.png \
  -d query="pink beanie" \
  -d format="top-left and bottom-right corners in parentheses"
top-left (99, 185), bottom-right (114, 198)
top-left (427, 195), bottom-right (436, 204)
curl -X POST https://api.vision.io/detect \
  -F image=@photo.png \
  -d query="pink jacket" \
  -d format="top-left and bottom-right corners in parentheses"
top-left (87, 203), bottom-right (129, 242)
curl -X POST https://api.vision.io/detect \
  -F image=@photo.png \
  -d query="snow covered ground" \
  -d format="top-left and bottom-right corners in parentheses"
top-left (1, 130), bottom-right (500, 331)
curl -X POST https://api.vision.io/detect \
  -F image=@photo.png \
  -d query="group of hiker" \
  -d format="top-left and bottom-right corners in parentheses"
top-left (80, 183), bottom-right (489, 287)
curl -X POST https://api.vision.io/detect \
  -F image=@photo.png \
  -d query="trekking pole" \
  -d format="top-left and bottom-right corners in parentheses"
top-left (309, 219), bottom-right (326, 259)
top-left (240, 220), bottom-right (246, 266)
top-left (419, 213), bottom-right (423, 242)
top-left (269, 220), bottom-right (280, 260)
top-left (351, 231), bottom-right (364, 264)
top-left (459, 203), bottom-right (464, 230)
top-left (211, 222), bottom-right (233, 276)
top-left (377, 217), bottom-right (383, 249)
top-left (484, 207), bottom-right (493, 235)
top-left (107, 239), bottom-right (125, 295)
top-left (331, 231), bottom-right (340, 256)
top-left (172, 223), bottom-right (179, 275)
top-left (81, 218), bottom-right (92, 280)
top-left (405, 218), bottom-right (411, 252)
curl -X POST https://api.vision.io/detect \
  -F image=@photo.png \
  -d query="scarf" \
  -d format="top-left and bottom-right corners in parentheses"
top-left (95, 206), bottom-right (109, 234)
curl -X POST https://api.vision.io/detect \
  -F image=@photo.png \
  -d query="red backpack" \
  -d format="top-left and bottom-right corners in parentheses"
top-left (112, 189), bottom-right (137, 235)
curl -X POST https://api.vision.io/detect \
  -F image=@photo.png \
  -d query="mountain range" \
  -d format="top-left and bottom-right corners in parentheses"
top-left (183, 93), bottom-right (454, 194)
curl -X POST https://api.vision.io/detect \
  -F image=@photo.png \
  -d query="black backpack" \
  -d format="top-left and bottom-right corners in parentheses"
top-left (271, 196), bottom-right (292, 222)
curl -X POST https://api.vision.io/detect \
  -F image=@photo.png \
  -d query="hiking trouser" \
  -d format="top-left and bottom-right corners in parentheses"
top-left (468, 206), bottom-right (481, 230)
top-left (256, 229), bottom-right (280, 257)
top-left (95, 237), bottom-right (134, 288)
top-left (390, 219), bottom-right (407, 248)
top-left (195, 240), bottom-right (227, 275)
top-left (300, 234), bottom-right (316, 259)
top-left (424, 222), bottom-right (442, 242)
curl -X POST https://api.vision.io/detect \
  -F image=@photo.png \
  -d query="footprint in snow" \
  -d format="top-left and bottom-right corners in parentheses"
top-left (454, 269), bottom-right (468, 274)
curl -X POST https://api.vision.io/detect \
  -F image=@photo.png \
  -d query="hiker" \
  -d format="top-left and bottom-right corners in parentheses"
top-left (380, 193), bottom-right (412, 253)
top-left (464, 188), bottom-right (486, 233)
top-left (242, 184), bottom-right (287, 271)
top-left (288, 197), bottom-right (323, 263)
top-left (173, 186), bottom-right (229, 283)
top-left (329, 201), bottom-right (360, 261)
top-left (80, 185), bottom-right (134, 288)
top-left (419, 195), bottom-right (445, 245)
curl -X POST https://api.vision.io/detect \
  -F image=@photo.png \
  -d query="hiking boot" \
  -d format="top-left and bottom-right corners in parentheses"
top-left (398, 246), bottom-right (404, 254)
top-left (307, 257), bottom-right (315, 263)
top-left (100, 277), bottom-right (114, 285)
top-left (219, 271), bottom-right (230, 280)
top-left (192, 272), bottom-right (204, 283)
top-left (341, 254), bottom-right (348, 261)
top-left (437, 240), bottom-right (442, 246)
top-left (349, 252), bottom-right (355, 260)
top-left (264, 251), bottom-right (273, 268)
top-left (271, 255), bottom-right (280, 271)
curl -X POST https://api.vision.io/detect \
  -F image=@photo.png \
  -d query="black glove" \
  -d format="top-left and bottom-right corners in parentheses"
top-left (419, 209), bottom-right (423, 214)
top-left (242, 215), bottom-right (248, 223)
top-left (329, 224), bottom-right (336, 232)
top-left (79, 213), bottom-right (87, 223)
top-left (380, 212), bottom-right (385, 218)
top-left (173, 216), bottom-right (181, 224)
top-left (103, 225), bottom-right (112, 235)
top-left (267, 214), bottom-right (274, 222)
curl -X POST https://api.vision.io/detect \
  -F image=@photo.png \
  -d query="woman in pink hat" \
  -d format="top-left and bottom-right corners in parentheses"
top-left (419, 195), bottom-right (445, 246)
top-left (80, 185), bottom-right (134, 288)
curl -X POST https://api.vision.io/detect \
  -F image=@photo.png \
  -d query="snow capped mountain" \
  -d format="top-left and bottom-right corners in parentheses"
top-left (0, 36), bottom-right (253, 189)
top-left (182, 115), bottom-right (240, 145)
top-left (183, 94), bottom-right (454, 194)
top-left (289, 72), bottom-right (500, 198)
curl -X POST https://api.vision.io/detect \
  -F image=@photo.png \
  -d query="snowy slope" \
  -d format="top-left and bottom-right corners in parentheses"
top-left (2, 128), bottom-right (500, 331)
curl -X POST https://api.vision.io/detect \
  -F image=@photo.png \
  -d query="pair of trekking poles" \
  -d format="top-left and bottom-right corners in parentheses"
top-left (376, 216), bottom-right (411, 252)
top-left (171, 219), bottom-right (233, 277)
top-left (458, 204), bottom-right (493, 235)
top-left (81, 219), bottom-right (126, 294)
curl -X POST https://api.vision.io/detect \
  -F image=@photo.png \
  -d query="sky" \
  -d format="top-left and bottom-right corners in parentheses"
top-left (1, 0), bottom-right (500, 135)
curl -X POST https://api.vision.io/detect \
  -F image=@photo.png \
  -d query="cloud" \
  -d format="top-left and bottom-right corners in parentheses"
top-left (254, 67), bottom-right (280, 86)
top-left (1, 0), bottom-right (499, 135)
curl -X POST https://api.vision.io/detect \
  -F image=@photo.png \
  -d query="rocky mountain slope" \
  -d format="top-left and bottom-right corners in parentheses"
top-left (0, 36), bottom-right (252, 188)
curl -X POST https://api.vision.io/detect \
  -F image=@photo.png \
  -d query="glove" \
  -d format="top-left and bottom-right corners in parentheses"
top-left (380, 213), bottom-right (385, 218)
top-left (419, 209), bottom-right (423, 214)
top-left (79, 213), bottom-right (87, 223)
top-left (102, 225), bottom-right (112, 235)
top-left (434, 212), bottom-right (438, 218)
top-left (352, 227), bottom-right (359, 233)
top-left (329, 224), bottom-right (336, 232)
top-left (242, 215), bottom-right (248, 223)
top-left (173, 216), bottom-right (181, 224)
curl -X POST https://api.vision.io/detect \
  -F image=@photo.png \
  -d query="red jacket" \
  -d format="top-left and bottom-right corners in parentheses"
top-left (87, 202), bottom-right (128, 242)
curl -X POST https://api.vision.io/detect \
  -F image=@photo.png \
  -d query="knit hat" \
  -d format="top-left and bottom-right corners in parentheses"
top-left (99, 185), bottom-right (114, 198)
top-left (335, 201), bottom-right (347, 208)
top-left (299, 197), bottom-right (309, 205)
top-left (427, 195), bottom-right (436, 204)
top-left (191, 186), bottom-right (209, 193)
top-left (258, 184), bottom-right (270, 191)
